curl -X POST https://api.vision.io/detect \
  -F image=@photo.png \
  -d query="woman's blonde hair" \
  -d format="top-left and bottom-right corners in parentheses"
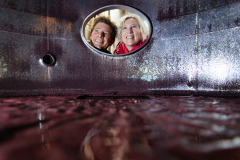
top-left (117, 13), bottom-right (148, 42)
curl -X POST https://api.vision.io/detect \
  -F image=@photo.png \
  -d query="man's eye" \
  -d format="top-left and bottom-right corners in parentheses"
top-left (104, 32), bottom-right (108, 35)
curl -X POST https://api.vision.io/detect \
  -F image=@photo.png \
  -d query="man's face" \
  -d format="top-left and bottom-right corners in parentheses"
top-left (90, 22), bottom-right (114, 52)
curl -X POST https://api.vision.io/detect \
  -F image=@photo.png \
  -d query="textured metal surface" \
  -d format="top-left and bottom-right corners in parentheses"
top-left (0, 0), bottom-right (240, 96)
top-left (1, 96), bottom-right (240, 159)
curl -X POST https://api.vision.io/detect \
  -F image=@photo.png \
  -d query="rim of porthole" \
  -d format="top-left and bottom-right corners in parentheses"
top-left (80, 4), bottom-right (153, 57)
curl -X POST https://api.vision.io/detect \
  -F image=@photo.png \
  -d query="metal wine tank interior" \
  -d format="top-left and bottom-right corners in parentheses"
top-left (1, 1), bottom-right (240, 160)
top-left (0, 0), bottom-right (239, 97)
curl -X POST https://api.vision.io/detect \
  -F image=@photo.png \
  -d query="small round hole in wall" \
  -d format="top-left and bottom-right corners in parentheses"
top-left (81, 5), bottom-right (152, 56)
top-left (42, 53), bottom-right (56, 66)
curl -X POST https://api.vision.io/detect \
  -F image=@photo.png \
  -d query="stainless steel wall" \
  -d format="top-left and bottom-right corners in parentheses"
top-left (0, 0), bottom-right (240, 97)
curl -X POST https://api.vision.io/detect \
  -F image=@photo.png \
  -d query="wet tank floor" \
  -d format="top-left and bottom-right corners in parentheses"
top-left (0, 96), bottom-right (240, 160)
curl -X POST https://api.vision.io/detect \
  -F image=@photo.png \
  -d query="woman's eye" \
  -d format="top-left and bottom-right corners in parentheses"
top-left (123, 27), bottom-right (127, 30)
top-left (132, 25), bottom-right (136, 28)
top-left (104, 32), bottom-right (108, 35)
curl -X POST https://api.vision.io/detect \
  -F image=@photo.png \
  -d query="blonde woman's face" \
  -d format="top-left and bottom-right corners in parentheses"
top-left (121, 18), bottom-right (142, 51)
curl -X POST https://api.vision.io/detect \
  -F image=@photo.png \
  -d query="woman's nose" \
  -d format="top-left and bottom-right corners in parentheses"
top-left (127, 28), bottom-right (133, 33)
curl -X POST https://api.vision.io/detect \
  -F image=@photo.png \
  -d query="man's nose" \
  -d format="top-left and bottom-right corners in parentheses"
top-left (98, 31), bottom-right (104, 38)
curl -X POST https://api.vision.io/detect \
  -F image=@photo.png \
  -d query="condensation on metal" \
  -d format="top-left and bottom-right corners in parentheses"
top-left (0, 0), bottom-right (239, 96)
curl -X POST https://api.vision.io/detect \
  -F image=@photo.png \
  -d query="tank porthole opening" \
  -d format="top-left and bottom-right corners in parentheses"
top-left (80, 5), bottom-right (153, 57)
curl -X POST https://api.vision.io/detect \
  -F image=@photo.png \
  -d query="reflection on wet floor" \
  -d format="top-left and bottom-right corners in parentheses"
top-left (0, 96), bottom-right (240, 160)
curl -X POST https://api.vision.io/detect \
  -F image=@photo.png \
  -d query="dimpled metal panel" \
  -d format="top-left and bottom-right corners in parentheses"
top-left (1, 96), bottom-right (240, 159)
top-left (0, 0), bottom-right (240, 96)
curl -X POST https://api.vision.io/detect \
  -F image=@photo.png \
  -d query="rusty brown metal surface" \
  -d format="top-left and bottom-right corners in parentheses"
top-left (0, 0), bottom-right (240, 96)
top-left (1, 96), bottom-right (240, 160)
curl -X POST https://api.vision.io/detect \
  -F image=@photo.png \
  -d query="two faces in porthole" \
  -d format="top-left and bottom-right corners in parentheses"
top-left (89, 13), bottom-right (149, 55)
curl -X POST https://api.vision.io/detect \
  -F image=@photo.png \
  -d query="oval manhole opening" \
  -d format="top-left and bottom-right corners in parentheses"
top-left (81, 5), bottom-right (152, 57)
